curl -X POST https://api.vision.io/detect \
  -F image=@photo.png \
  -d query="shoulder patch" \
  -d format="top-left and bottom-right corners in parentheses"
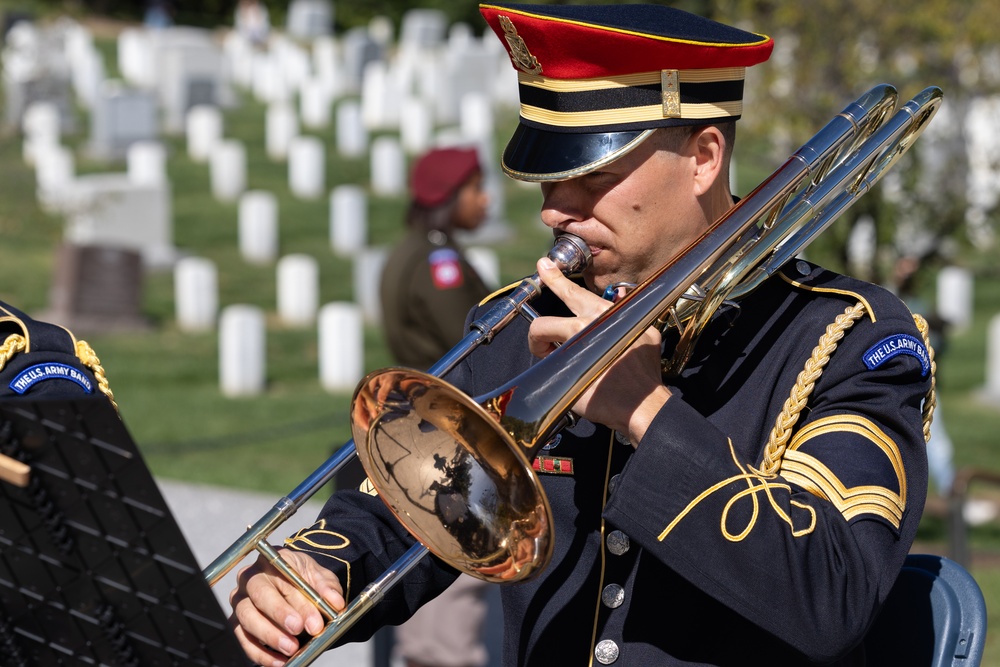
top-left (863, 334), bottom-right (930, 377)
top-left (9, 363), bottom-right (94, 394)
top-left (428, 248), bottom-right (464, 289)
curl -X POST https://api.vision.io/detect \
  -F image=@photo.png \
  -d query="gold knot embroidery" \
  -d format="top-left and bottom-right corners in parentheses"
top-left (285, 519), bottom-right (352, 551)
top-left (657, 440), bottom-right (817, 543)
top-left (499, 16), bottom-right (542, 75)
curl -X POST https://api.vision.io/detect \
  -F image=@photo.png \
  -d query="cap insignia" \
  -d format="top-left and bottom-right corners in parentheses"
top-left (661, 69), bottom-right (681, 118)
top-left (499, 16), bottom-right (542, 75)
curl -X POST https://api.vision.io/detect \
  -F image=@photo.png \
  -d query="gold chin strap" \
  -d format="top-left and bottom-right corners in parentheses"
top-left (0, 333), bottom-right (117, 411)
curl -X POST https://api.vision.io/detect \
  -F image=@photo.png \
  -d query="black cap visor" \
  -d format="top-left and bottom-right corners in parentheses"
top-left (501, 122), bottom-right (655, 183)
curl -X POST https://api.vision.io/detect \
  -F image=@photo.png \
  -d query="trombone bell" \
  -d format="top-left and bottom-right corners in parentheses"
top-left (352, 369), bottom-right (552, 582)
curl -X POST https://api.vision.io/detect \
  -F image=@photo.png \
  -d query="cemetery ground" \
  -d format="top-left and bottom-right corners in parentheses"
top-left (5, 31), bottom-right (1000, 663)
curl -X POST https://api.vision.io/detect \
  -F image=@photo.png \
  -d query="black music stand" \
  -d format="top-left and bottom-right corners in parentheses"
top-left (0, 396), bottom-right (252, 666)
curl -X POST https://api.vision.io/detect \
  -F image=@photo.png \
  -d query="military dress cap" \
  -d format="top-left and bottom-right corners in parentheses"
top-left (479, 3), bottom-right (773, 182)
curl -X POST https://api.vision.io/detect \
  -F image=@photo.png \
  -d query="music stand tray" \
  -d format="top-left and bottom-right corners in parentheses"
top-left (0, 395), bottom-right (252, 666)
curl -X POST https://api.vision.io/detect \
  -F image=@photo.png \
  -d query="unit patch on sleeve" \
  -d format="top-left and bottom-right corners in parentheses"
top-left (862, 334), bottom-right (930, 377)
top-left (429, 248), bottom-right (465, 289)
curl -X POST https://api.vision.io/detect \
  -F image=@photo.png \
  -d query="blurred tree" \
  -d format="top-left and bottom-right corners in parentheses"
top-left (716, 0), bottom-right (1000, 283)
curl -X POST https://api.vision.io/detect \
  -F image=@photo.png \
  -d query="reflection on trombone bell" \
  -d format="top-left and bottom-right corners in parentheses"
top-left (353, 368), bottom-right (550, 582)
top-left (214, 82), bottom-right (943, 666)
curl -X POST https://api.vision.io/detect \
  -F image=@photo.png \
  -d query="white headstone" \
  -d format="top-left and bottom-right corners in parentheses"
top-left (62, 173), bottom-right (175, 267)
top-left (223, 31), bottom-right (255, 89)
top-left (360, 60), bottom-right (399, 131)
top-left (252, 51), bottom-right (290, 104)
top-left (288, 135), bottom-right (326, 199)
top-left (354, 247), bottom-right (388, 324)
top-left (466, 246), bottom-right (500, 290)
top-left (335, 100), bottom-right (367, 158)
top-left (277, 253), bottom-right (320, 326)
top-left (340, 27), bottom-right (383, 95)
top-left (87, 80), bottom-right (158, 160)
top-left (22, 101), bottom-right (61, 139)
top-left (300, 78), bottom-right (332, 129)
top-left (175, 256), bottom-right (218, 331)
top-left (219, 304), bottom-right (266, 396)
top-left (71, 42), bottom-right (105, 111)
top-left (985, 314), bottom-right (1000, 402)
top-left (460, 91), bottom-right (494, 141)
top-left (272, 37), bottom-right (311, 95)
top-left (127, 140), bottom-right (166, 186)
top-left (286, 0), bottom-right (334, 39)
top-left (266, 102), bottom-right (299, 161)
top-left (238, 190), bottom-right (279, 264)
top-left (186, 104), bottom-right (223, 162)
top-left (312, 35), bottom-right (341, 98)
top-left (35, 143), bottom-right (75, 213)
top-left (937, 266), bottom-right (973, 331)
top-left (329, 185), bottom-right (368, 256)
top-left (399, 8), bottom-right (448, 50)
top-left (438, 38), bottom-right (496, 126)
top-left (370, 136), bottom-right (405, 197)
top-left (210, 139), bottom-right (247, 202)
top-left (400, 96), bottom-right (432, 155)
top-left (319, 302), bottom-right (364, 392)
top-left (117, 27), bottom-right (152, 87)
top-left (154, 27), bottom-right (227, 134)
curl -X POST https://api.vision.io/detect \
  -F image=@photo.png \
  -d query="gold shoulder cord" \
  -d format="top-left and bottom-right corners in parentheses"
top-left (912, 313), bottom-right (937, 443)
top-left (761, 304), bottom-right (936, 476)
top-left (0, 333), bottom-right (117, 411)
top-left (760, 302), bottom-right (867, 475)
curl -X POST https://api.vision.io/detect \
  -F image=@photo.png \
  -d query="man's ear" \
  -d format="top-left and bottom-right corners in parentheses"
top-left (688, 125), bottom-right (726, 197)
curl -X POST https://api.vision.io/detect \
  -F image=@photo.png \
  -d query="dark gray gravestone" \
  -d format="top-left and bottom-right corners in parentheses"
top-left (42, 243), bottom-right (150, 333)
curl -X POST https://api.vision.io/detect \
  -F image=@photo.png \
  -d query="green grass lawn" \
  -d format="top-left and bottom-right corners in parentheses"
top-left (3, 31), bottom-right (1000, 664)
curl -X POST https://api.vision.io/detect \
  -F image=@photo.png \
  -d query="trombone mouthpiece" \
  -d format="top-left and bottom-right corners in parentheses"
top-left (549, 233), bottom-right (592, 274)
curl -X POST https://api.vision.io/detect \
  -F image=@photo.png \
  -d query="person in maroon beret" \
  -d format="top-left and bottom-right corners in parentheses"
top-left (380, 146), bottom-right (492, 372)
top-left (230, 5), bottom-right (933, 666)
top-left (378, 145), bottom-right (494, 667)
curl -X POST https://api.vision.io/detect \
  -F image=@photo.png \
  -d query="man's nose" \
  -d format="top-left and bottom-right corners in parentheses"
top-left (539, 181), bottom-right (582, 229)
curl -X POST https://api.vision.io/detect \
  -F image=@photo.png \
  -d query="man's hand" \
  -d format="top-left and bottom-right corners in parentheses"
top-left (230, 549), bottom-right (346, 666)
top-left (528, 257), bottom-right (671, 445)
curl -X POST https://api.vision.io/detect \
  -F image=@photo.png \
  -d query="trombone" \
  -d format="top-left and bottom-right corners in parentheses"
top-left (210, 83), bottom-right (943, 666)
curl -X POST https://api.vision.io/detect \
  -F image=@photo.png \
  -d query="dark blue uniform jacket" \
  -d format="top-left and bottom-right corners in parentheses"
top-left (289, 260), bottom-right (931, 666)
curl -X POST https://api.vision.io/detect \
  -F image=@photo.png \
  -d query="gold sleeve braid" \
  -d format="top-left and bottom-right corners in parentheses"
top-left (0, 333), bottom-right (117, 410)
top-left (74, 339), bottom-right (117, 410)
top-left (760, 302), bottom-right (868, 476)
top-left (658, 301), bottom-right (934, 542)
top-left (762, 305), bottom-right (937, 475)
top-left (0, 333), bottom-right (26, 370)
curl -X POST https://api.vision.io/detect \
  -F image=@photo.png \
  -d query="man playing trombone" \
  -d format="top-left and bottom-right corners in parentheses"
top-left (231, 4), bottom-right (934, 665)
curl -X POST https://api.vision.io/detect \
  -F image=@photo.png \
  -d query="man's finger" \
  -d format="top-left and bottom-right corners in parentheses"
top-left (536, 257), bottom-right (609, 317)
